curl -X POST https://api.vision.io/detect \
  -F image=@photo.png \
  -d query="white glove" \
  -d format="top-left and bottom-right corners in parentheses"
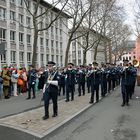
top-left (43, 84), bottom-right (46, 93)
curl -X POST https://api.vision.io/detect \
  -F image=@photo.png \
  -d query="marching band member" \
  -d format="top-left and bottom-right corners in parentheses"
top-left (42, 61), bottom-right (59, 120)
top-left (65, 63), bottom-right (76, 102)
top-left (89, 62), bottom-right (101, 103)
top-left (76, 65), bottom-right (86, 96)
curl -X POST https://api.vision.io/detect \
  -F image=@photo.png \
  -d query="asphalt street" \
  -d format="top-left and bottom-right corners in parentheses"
top-left (0, 91), bottom-right (67, 119)
top-left (43, 86), bottom-right (140, 140)
top-left (0, 86), bottom-right (140, 140)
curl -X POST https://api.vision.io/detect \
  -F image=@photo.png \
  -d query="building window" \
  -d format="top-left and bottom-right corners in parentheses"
top-left (0, 7), bottom-right (6, 21)
top-left (51, 55), bottom-right (54, 61)
top-left (19, 0), bottom-right (23, 7)
top-left (40, 38), bottom-right (43, 47)
top-left (27, 52), bottom-right (31, 62)
top-left (51, 40), bottom-right (54, 48)
top-left (26, 0), bottom-right (31, 9)
top-left (60, 56), bottom-right (63, 63)
top-left (27, 34), bottom-right (31, 44)
top-left (55, 28), bottom-right (58, 35)
top-left (10, 0), bottom-right (15, 4)
top-left (129, 56), bottom-right (131, 60)
top-left (60, 18), bottom-right (62, 28)
top-left (46, 39), bottom-right (49, 47)
top-left (19, 14), bottom-right (24, 25)
top-left (56, 41), bottom-right (58, 50)
top-left (46, 54), bottom-right (49, 63)
top-left (126, 57), bottom-right (128, 60)
top-left (133, 56), bottom-right (136, 59)
top-left (10, 11), bottom-right (15, 23)
top-left (0, 28), bottom-right (6, 41)
top-left (10, 31), bottom-right (15, 42)
top-left (1, 54), bottom-right (6, 63)
top-left (19, 52), bottom-right (24, 63)
top-left (19, 33), bottom-right (24, 43)
top-left (41, 54), bottom-right (44, 62)
top-left (60, 42), bottom-right (62, 51)
top-left (40, 22), bottom-right (43, 29)
top-left (11, 51), bottom-right (16, 63)
top-left (51, 26), bottom-right (54, 35)
top-left (56, 55), bottom-right (59, 65)
top-left (26, 17), bottom-right (31, 27)
top-left (60, 29), bottom-right (62, 36)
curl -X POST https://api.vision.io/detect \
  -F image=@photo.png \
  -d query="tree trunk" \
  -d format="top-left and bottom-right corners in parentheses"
top-left (93, 46), bottom-right (98, 61)
top-left (83, 50), bottom-right (87, 66)
top-left (32, 30), bottom-right (38, 67)
top-left (64, 36), bottom-right (73, 67)
top-left (104, 44), bottom-right (107, 63)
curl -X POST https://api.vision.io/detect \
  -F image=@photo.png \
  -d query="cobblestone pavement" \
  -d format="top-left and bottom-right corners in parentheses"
top-left (0, 93), bottom-right (95, 138)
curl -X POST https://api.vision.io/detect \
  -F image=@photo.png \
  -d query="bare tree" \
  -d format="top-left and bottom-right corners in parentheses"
top-left (63, 0), bottom-right (90, 66)
top-left (134, 0), bottom-right (140, 37)
top-left (23, 0), bottom-right (69, 66)
top-left (76, 0), bottom-right (116, 65)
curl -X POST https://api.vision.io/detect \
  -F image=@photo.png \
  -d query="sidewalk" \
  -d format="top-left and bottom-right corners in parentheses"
top-left (0, 93), bottom-right (94, 138)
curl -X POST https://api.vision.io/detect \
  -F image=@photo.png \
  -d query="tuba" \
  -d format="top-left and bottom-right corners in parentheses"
top-left (133, 59), bottom-right (139, 67)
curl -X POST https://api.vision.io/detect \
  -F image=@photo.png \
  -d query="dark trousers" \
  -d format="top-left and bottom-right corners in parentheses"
top-left (112, 79), bottom-right (116, 90)
top-left (101, 80), bottom-right (107, 97)
top-left (28, 84), bottom-right (35, 98)
top-left (90, 84), bottom-right (99, 102)
top-left (108, 79), bottom-right (111, 93)
top-left (78, 82), bottom-right (85, 96)
top-left (87, 80), bottom-right (91, 93)
top-left (44, 92), bottom-right (58, 117)
top-left (58, 84), bottom-right (65, 96)
top-left (3, 86), bottom-right (9, 97)
top-left (121, 84), bottom-right (130, 105)
top-left (66, 84), bottom-right (74, 101)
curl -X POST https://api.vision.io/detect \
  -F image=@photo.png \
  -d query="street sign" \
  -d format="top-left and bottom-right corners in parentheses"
top-left (0, 42), bottom-right (6, 55)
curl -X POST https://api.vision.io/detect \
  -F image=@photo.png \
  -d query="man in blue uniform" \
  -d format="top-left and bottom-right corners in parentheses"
top-left (89, 62), bottom-right (101, 103)
top-left (27, 65), bottom-right (37, 99)
top-left (76, 65), bottom-right (86, 96)
top-left (65, 63), bottom-right (76, 102)
top-left (121, 60), bottom-right (135, 106)
top-left (58, 68), bottom-right (65, 96)
top-left (101, 64), bottom-right (108, 97)
top-left (86, 64), bottom-right (92, 93)
top-left (43, 61), bottom-right (59, 120)
top-left (106, 63), bottom-right (111, 93)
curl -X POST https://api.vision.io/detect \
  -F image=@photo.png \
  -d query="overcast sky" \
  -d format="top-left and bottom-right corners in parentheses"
top-left (45, 0), bottom-right (137, 40)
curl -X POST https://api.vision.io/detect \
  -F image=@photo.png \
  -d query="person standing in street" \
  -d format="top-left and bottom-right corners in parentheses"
top-left (42, 61), bottom-right (59, 120)
top-left (2, 66), bottom-right (11, 99)
top-left (26, 65), bottom-right (37, 99)
top-left (121, 60), bottom-right (135, 106)
top-left (65, 63), bottom-right (76, 102)
top-left (76, 65), bottom-right (86, 96)
top-left (89, 62), bottom-right (101, 103)
top-left (58, 68), bottom-right (65, 96)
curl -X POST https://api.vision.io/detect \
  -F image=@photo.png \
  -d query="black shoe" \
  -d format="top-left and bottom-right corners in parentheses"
top-left (78, 94), bottom-right (81, 96)
top-left (65, 100), bottom-right (69, 102)
top-left (42, 116), bottom-right (49, 120)
top-left (89, 101), bottom-right (93, 104)
top-left (32, 96), bottom-right (36, 99)
top-left (26, 97), bottom-right (31, 100)
top-left (52, 114), bottom-right (58, 117)
top-left (5, 96), bottom-right (10, 99)
top-left (121, 103), bottom-right (125, 107)
top-left (71, 99), bottom-right (74, 101)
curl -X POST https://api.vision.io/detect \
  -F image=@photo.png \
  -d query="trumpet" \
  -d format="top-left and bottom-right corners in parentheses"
top-left (133, 59), bottom-right (139, 67)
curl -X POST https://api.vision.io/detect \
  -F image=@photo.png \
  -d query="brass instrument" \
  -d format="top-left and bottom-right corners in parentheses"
top-left (133, 59), bottom-right (139, 67)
